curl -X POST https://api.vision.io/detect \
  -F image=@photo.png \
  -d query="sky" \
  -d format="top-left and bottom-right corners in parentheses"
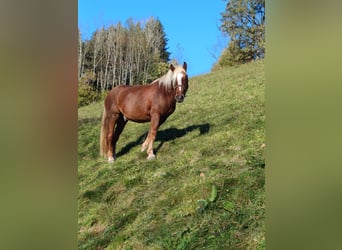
top-left (78, 0), bottom-right (229, 77)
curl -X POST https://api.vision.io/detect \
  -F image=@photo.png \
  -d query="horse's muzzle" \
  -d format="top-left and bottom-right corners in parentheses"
top-left (175, 95), bottom-right (185, 103)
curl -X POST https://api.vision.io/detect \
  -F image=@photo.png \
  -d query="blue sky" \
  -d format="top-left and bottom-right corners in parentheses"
top-left (78, 0), bottom-right (228, 77)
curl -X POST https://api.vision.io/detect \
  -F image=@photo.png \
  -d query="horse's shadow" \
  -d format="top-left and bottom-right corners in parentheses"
top-left (117, 123), bottom-right (210, 157)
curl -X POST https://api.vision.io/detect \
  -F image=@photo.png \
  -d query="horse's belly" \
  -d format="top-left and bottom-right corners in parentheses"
top-left (125, 115), bottom-right (150, 123)
top-left (122, 110), bottom-right (151, 123)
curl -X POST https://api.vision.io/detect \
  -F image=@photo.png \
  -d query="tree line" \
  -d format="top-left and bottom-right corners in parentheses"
top-left (78, 17), bottom-right (170, 92)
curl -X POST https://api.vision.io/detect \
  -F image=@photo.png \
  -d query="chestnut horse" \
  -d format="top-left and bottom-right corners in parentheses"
top-left (100, 62), bottom-right (189, 163)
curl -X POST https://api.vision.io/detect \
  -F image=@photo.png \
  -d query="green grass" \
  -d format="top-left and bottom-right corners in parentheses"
top-left (78, 60), bottom-right (265, 249)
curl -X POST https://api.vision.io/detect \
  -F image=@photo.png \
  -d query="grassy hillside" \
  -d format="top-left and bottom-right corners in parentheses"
top-left (78, 60), bottom-right (265, 249)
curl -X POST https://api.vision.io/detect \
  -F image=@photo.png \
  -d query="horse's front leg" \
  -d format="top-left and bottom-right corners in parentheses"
top-left (146, 114), bottom-right (160, 160)
top-left (141, 136), bottom-right (149, 152)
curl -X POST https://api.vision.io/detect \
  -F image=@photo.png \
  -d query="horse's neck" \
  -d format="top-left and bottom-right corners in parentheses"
top-left (155, 80), bottom-right (176, 106)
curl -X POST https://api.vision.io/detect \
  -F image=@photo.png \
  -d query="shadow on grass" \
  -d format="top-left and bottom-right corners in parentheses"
top-left (117, 123), bottom-right (210, 158)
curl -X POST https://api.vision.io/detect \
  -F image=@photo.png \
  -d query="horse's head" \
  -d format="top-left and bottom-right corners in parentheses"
top-left (171, 62), bottom-right (188, 103)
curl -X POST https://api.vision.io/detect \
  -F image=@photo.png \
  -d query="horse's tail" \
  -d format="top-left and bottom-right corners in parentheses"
top-left (100, 107), bottom-right (108, 157)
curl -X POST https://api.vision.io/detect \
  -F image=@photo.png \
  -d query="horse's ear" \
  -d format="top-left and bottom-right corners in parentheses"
top-left (170, 64), bottom-right (175, 72)
top-left (183, 62), bottom-right (187, 71)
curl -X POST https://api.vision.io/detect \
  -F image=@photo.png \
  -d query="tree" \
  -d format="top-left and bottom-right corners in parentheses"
top-left (144, 17), bottom-right (170, 82)
top-left (144, 17), bottom-right (170, 62)
top-left (219, 0), bottom-right (265, 66)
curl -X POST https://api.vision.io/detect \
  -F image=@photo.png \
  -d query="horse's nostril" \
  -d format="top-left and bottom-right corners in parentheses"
top-left (176, 95), bottom-right (184, 102)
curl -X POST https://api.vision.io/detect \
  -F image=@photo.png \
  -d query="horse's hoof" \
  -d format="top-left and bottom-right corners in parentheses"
top-left (147, 154), bottom-right (155, 160)
top-left (108, 157), bottom-right (115, 163)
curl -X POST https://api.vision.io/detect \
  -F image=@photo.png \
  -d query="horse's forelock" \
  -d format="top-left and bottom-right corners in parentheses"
top-left (159, 66), bottom-right (185, 89)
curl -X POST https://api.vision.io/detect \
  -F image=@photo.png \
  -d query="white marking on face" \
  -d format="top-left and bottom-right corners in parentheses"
top-left (177, 73), bottom-right (183, 91)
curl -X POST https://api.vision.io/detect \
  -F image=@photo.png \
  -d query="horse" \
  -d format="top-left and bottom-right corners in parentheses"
top-left (100, 62), bottom-right (189, 163)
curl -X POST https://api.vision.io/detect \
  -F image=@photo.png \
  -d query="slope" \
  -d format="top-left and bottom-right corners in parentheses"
top-left (78, 59), bottom-right (265, 249)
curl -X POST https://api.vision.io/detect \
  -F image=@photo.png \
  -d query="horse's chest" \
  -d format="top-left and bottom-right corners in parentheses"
top-left (161, 106), bottom-right (176, 119)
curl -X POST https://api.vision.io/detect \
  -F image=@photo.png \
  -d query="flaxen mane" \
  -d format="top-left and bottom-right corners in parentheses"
top-left (158, 65), bottom-right (185, 90)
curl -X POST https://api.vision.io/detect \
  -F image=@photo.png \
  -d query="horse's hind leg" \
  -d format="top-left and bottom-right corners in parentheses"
top-left (107, 114), bottom-right (119, 163)
top-left (112, 114), bottom-right (127, 160)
